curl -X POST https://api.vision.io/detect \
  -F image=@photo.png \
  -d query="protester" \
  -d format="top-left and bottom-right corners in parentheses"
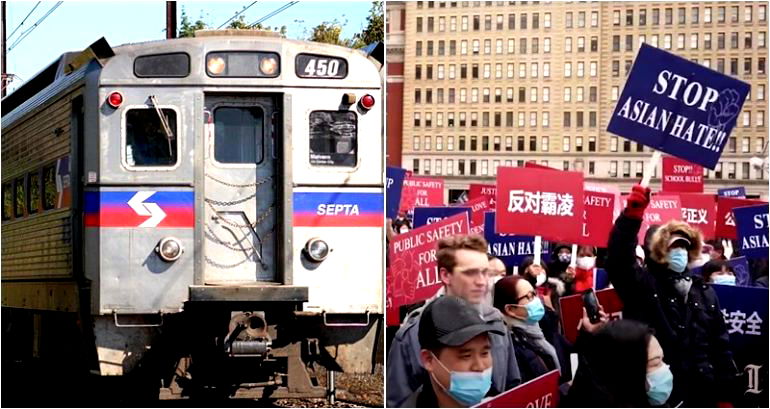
top-left (393, 212), bottom-right (412, 234)
top-left (564, 318), bottom-right (673, 408)
top-left (547, 243), bottom-right (575, 294)
top-left (488, 256), bottom-right (507, 277)
top-left (400, 295), bottom-right (503, 408)
top-left (573, 246), bottom-right (598, 293)
top-left (701, 260), bottom-right (737, 286)
top-left (520, 256), bottom-right (562, 311)
top-left (386, 235), bottom-right (521, 408)
top-left (493, 275), bottom-right (562, 383)
top-left (605, 184), bottom-right (739, 407)
top-left (705, 239), bottom-right (727, 261)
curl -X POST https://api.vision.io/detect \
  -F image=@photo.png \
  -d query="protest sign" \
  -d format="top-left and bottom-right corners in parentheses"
top-left (496, 167), bottom-right (584, 242)
top-left (474, 370), bottom-right (560, 408)
top-left (469, 184), bottom-right (497, 209)
top-left (484, 212), bottom-right (550, 267)
top-left (455, 196), bottom-right (491, 227)
top-left (715, 197), bottom-right (766, 239)
top-left (677, 193), bottom-right (717, 240)
top-left (559, 288), bottom-right (624, 344)
top-left (711, 285), bottom-right (768, 407)
top-left (524, 161), bottom-right (559, 171)
top-left (726, 256), bottom-right (752, 287)
top-left (386, 213), bottom-right (469, 326)
top-left (578, 190), bottom-right (616, 247)
top-left (620, 195), bottom-right (682, 243)
top-left (718, 187), bottom-right (747, 199)
top-left (398, 176), bottom-right (444, 213)
top-left (413, 206), bottom-right (472, 229)
top-left (386, 167), bottom-right (407, 219)
top-left (661, 157), bottom-right (704, 193)
top-left (607, 44), bottom-right (751, 169)
top-left (733, 204), bottom-right (769, 259)
top-left (586, 183), bottom-right (623, 220)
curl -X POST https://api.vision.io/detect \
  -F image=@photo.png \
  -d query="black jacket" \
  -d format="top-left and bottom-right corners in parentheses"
top-left (509, 326), bottom-right (557, 384)
top-left (606, 214), bottom-right (739, 407)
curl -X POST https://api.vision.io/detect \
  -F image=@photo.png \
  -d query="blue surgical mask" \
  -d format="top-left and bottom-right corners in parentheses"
top-left (667, 248), bottom-right (688, 273)
top-left (524, 297), bottom-right (545, 323)
top-left (431, 353), bottom-right (493, 406)
top-left (646, 363), bottom-right (674, 406)
top-left (713, 275), bottom-right (736, 286)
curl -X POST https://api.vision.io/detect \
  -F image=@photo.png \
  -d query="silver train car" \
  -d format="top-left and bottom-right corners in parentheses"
top-left (1, 31), bottom-right (384, 401)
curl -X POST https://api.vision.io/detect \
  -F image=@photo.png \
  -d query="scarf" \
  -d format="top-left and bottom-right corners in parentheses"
top-left (503, 315), bottom-right (561, 373)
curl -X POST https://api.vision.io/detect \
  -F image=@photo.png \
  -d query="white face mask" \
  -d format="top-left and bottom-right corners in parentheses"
top-left (535, 273), bottom-right (546, 287)
top-left (576, 256), bottom-right (596, 270)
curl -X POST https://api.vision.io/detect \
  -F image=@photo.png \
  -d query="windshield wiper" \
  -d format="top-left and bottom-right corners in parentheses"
top-left (149, 95), bottom-right (175, 156)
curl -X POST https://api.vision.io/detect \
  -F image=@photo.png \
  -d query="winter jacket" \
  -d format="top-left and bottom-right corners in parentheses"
top-left (385, 293), bottom-right (522, 408)
top-left (606, 214), bottom-right (739, 407)
top-left (509, 326), bottom-right (558, 384)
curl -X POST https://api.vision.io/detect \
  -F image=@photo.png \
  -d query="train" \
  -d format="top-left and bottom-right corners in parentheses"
top-left (1, 30), bottom-right (384, 402)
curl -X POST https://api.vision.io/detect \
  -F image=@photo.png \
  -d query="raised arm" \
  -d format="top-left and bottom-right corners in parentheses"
top-left (605, 185), bottom-right (650, 293)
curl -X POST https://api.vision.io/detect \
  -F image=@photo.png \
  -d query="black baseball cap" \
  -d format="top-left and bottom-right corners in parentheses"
top-left (418, 296), bottom-right (504, 351)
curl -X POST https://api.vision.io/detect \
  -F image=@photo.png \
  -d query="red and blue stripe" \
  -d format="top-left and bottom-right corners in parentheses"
top-left (84, 191), bottom-right (194, 228)
top-left (293, 192), bottom-right (383, 227)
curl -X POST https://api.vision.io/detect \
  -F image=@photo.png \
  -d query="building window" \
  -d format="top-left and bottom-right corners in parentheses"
top-left (757, 137), bottom-right (765, 153)
top-left (705, 33), bottom-right (712, 49)
top-left (529, 136), bottom-right (537, 151)
top-left (591, 11), bottom-right (598, 27)
top-left (729, 137), bottom-right (737, 153)
top-left (665, 8), bottom-right (673, 25)
top-left (414, 113), bottom-right (420, 127)
top-left (691, 34), bottom-right (698, 49)
top-left (705, 7), bottom-right (712, 23)
top-left (610, 161), bottom-right (618, 177)
top-left (518, 136), bottom-right (525, 151)
top-left (678, 7), bottom-right (686, 24)
top-left (423, 159), bottom-right (431, 175)
top-left (542, 112), bottom-right (550, 127)
top-left (636, 161), bottom-right (644, 178)
top-left (588, 136), bottom-right (596, 152)
top-left (626, 9), bottom-right (633, 25)
top-left (613, 10), bottom-right (621, 26)
top-left (564, 62), bottom-right (572, 77)
top-left (413, 159), bottom-right (419, 173)
top-left (563, 112), bottom-right (571, 127)
top-left (541, 136), bottom-right (549, 152)
top-left (424, 136), bottom-right (432, 151)
top-left (758, 111), bottom-right (765, 127)
top-left (576, 136), bottom-right (583, 152)
top-left (611, 86), bottom-right (619, 101)
top-left (623, 161), bottom-right (631, 178)
top-left (692, 7), bottom-right (699, 23)
top-left (545, 12), bottom-right (551, 28)
top-left (610, 137), bottom-right (618, 152)
top-left (566, 12), bottom-right (573, 28)
top-left (506, 136), bottom-right (513, 152)
top-left (564, 87), bottom-right (571, 102)
top-left (543, 87), bottom-right (550, 102)
top-left (562, 136), bottom-right (570, 152)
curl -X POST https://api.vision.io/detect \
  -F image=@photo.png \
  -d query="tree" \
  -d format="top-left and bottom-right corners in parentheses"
top-left (353, 1), bottom-right (384, 47)
top-left (179, 8), bottom-right (207, 38)
top-left (228, 15), bottom-right (287, 36)
top-left (308, 19), bottom-right (354, 47)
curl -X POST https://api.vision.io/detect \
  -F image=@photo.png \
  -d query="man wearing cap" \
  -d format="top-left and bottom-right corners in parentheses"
top-left (386, 235), bottom-right (520, 408)
top-left (399, 295), bottom-right (503, 407)
top-left (606, 184), bottom-right (738, 407)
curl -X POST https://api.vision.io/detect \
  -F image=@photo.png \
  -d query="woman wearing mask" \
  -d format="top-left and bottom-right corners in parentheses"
top-left (701, 260), bottom-right (737, 286)
top-left (563, 319), bottom-right (674, 407)
top-left (573, 246), bottom-right (599, 293)
top-left (493, 276), bottom-right (562, 383)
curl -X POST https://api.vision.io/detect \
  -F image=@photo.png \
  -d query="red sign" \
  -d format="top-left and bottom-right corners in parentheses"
top-left (399, 176), bottom-right (444, 213)
top-left (475, 370), bottom-right (560, 408)
top-left (716, 197), bottom-right (767, 239)
top-left (469, 184), bottom-right (497, 209)
top-left (661, 156), bottom-right (704, 193)
top-left (558, 288), bottom-right (625, 344)
top-left (524, 161), bottom-right (559, 171)
top-left (578, 190), bottom-right (616, 247)
top-left (386, 213), bottom-right (470, 326)
top-left (622, 195), bottom-right (682, 243)
top-left (677, 193), bottom-right (717, 240)
top-left (496, 167), bottom-right (584, 242)
top-left (456, 196), bottom-right (491, 227)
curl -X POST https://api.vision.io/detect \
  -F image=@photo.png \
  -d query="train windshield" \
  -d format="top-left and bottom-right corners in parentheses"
top-left (125, 108), bottom-right (178, 167)
top-left (214, 107), bottom-right (264, 164)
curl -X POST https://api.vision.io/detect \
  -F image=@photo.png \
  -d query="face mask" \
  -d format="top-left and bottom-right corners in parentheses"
top-left (399, 225), bottom-right (409, 234)
top-left (646, 363), bottom-right (674, 406)
top-left (558, 253), bottom-right (571, 263)
top-left (431, 353), bottom-right (493, 406)
top-left (713, 275), bottom-right (736, 286)
top-left (522, 297), bottom-right (545, 323)
top-left (576, 256), bottom-right (596, 270)
top-left (535, 273), bottom-right (546, 287)
top-left (667, 248), bottom-right (688, 273)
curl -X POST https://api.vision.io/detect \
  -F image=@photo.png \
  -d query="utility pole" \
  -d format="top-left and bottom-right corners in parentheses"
top-left (2, 1), bottom-right (7, 97)
top-left (166, 1), bottom-right (177, 39)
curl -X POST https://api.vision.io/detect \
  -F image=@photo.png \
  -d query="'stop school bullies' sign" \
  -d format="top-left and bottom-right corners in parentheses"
top-left (607, 44), bottom-right (750, 170)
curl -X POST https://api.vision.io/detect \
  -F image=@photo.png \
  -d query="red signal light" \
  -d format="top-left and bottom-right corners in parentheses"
top-left (107, 92), bottom-right (123, 108)
top-left (359, 94), bottom-right (375, 110)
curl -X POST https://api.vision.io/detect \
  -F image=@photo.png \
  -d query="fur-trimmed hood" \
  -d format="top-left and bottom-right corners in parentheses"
top-left (648, 220), bottom-right (703, 265)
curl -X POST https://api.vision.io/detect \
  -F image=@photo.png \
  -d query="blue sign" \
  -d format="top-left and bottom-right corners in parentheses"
top-left (718, 187), bottom-right (747, 198)
top-left (734, 204), bottom-right (769, 259)
top-left (413, 206), bottom-right (470, 228)
top-left (386, 167), bottom-right (407, 219)
top-left (484, 212), bottom-right (550, 267)
top-left (607, 44), bottom-right (750, 170)
top-left (726, 256), bottom-right (752, 287)
top-left (711, 285), bottom-right (768, 406)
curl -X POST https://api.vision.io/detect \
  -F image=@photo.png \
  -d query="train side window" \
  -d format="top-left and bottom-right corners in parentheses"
top-left (125, 108), bottom-right (178, 167)
top-left (42, 165), bottom-right (57, 210)
top-left (214, 107), bottom-right (264, 164)
top-left (309, 111), bottom-right (357, 167)
top-left (134, 53), bottom-right (190, 77)
top-left (28, 171), bottom-right (40, 215)
top-left (14, 177), bottom-right (26, 218)
top-left (2, 182), bottom-right (12, 220)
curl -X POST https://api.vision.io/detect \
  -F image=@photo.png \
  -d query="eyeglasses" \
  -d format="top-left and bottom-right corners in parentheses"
top-left (516, 291), bottom-right (537, 303)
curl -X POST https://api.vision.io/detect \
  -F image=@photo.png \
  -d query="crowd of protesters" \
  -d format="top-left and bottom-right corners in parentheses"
top-left (386, 184), bottom-right (768, 408)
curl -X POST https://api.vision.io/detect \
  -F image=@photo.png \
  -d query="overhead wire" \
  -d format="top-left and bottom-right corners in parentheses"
top-left (217, 1), bottom-right (258, 29)
top-left (8, 1), bottom-right (63, 53)
top-left (6, 1), bottom-right (42, 42)
top-left (250, 1), bottom-right (298, 27)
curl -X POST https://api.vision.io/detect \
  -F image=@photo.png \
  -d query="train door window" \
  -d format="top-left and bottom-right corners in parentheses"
top-left (14, 177), bottom-right (26, 218)
top-left (309, 111), bottom-right (357, 167)
top-left (27, 171), bottom-right (40, 215)
top-left (2, 182), bottom-right (12, 220)
top-left (214, 107), bottom-right (264, 164)
top-left (42, 165), bottom-right (57, 210)
top-left (125, 108), bottom-right (178, 168)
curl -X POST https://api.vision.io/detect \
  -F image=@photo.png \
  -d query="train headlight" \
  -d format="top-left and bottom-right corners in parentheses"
top-left (304, 238), bottom-right (330, 262)
top-left (259, 56), bottom-right (279, 76)
top-left (207, 56), bottom-right (226, 75)
top-left (156, 237), bottom-right (183, 262)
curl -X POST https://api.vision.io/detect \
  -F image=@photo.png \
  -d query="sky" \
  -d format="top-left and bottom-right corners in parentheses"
top-left (3, 1), bottom-right (374, 93)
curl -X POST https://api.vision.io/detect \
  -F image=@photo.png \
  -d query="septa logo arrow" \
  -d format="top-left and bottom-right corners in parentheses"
top-left (127, 191), bottom-right (167, 227)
